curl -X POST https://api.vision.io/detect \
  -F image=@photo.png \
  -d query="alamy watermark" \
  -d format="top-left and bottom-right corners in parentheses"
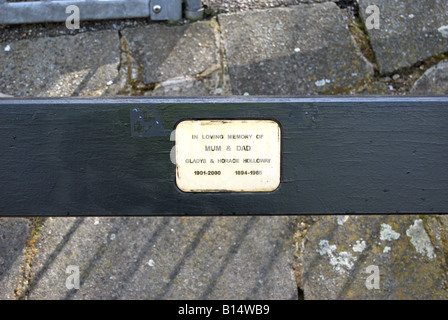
top-left (365, 265), bottom-right (380, 290)
top-left (66, 265), bottom-right (80, 290)
top-left (365, 5), bottom-right (381, 30)
top-left (65, 5), bottom-right (80, 30)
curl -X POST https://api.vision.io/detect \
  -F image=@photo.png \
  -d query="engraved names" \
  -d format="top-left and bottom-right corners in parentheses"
top-left (175, 120), bottom-right (281, 192)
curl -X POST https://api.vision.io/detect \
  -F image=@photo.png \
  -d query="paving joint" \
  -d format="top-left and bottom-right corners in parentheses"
top-left (13, 217), bottom-right (45, 300)
top-left (384, 52), bottom-right (448, 94)
top-left (423, 215), bottom-right (448, 291)
top-left (292, 216), bottom-right (315, 299)
top-left (114, 18), bottom-right (230, 96)
top-left (115, 28), bottom-right (152, 95)
top-left (212, 17), bottom-right (232, 95)
top-left (345, 1), bottom-right (378, 69)
top-left (436, 216), bottom-right (448, 289)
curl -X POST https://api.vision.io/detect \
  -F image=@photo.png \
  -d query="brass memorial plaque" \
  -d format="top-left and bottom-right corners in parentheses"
top-left (174, 120), bottom-right (281, 192)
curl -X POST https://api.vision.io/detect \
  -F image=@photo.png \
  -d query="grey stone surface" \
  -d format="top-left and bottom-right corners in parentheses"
top-left (27, 217), bottom-right (297, 299)
top-left (218, 3), bottom-right (374, 95)
top-left (0, 218), bottom-right (30, 300)
top-left (121, 21), bottom-right (220, 85)
top-left (352, 81), bottom-right (392, 95)
top-left (144, 71), bottom-right (232, 96)
top-left (204, 0), bottom-right (330, 13)
top-left (204, 0), bottom-right (347, 15)
top-left (0, 30), bottom-right (120, 97)
top-left (115, 19), bottom-right (231, 96)
top-left (297, 215), bottom-right (448, 299)
top-left (358, 0), bottom-right (448, 75)
top-left (411, 60), bottom-right (448, 94)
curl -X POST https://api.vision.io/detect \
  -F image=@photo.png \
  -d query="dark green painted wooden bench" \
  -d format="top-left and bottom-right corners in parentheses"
top-left (1, 96), bottom-right (447, 216)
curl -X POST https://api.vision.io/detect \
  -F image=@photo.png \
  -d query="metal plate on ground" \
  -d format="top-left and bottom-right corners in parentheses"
top-left (174, 119), bottom-right (281, 193)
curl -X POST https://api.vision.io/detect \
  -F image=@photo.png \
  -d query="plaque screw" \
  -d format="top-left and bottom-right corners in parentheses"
top-left (152, 5), bottom-right (162, 13)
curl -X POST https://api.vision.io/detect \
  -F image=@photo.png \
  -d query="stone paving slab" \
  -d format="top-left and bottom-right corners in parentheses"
top-left (298, 215), bottom-right (448, 299)
top-left (0, 218), bottom-right (30, 300)
top-left (358, 0), bottom-right (448, 75)
top-left (27, 217), bottom-right (297, 300)
top-left (121, 21), bottom-right (220, 84)
top-left (116, 20), bottom-right (232, 96)
top-left (411, 59), bottom-right (448, 94)
top-left (0, 30), bottom-right (119, 97)
top-left (218, 3), bottom-right (374, 95)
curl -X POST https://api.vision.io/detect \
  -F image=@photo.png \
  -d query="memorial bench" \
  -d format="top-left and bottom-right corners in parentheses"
top-left (0, 96), bottom-right (447, 216)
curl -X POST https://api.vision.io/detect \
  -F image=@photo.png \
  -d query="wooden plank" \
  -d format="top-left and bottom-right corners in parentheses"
top-left (0, 96), bottom-right (447, 216)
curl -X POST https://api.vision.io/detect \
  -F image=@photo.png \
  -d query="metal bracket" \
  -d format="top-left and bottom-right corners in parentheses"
top-left (150, 0), bottom-right (182, 23)
top-left (150, 0), bottom-right (203, 22)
